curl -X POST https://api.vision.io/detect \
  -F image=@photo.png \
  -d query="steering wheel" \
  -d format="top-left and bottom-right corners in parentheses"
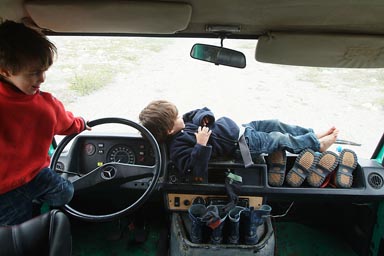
top-left (50, 117), bottom-right (162, 222)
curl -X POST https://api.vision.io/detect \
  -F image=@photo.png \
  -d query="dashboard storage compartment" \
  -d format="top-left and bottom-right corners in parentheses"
top-left (170, 211), bottom-right (275, 256)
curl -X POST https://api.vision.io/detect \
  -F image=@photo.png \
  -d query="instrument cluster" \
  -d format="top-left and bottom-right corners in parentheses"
top-left (77, 135), bottom-right (155, 175)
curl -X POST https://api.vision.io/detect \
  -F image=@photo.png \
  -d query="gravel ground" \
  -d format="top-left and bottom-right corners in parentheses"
top-left (46, 37), bottom-right (384, 159)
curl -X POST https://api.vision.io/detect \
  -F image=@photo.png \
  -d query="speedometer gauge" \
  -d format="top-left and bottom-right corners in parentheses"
top-left (107, 145), bottom-right (135, 164)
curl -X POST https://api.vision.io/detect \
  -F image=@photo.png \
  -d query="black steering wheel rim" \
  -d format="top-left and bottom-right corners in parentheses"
top-left (50, 117), bottom-right (162, 222)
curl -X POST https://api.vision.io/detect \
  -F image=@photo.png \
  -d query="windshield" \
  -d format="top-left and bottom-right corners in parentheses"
top-left (46, 36), bottom-right (384, 159)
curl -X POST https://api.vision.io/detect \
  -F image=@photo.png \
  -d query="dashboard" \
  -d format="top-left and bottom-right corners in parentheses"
top-left (54, 133), bottom-right (384, 208)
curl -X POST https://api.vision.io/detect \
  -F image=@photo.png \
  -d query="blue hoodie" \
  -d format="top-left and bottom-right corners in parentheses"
top-left (168, 107), bottom-right (239, 177)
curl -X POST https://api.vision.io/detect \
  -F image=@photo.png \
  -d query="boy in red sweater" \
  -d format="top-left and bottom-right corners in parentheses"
top-left (0, 20), bottom-right (91, 225)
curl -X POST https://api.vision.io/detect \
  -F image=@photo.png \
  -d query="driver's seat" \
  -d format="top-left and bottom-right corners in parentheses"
top-left (0, 209), bottom-right (72, 256)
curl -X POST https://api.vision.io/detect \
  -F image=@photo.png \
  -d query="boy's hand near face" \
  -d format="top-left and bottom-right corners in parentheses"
top-left (195, 126), bottom-right (211, 146)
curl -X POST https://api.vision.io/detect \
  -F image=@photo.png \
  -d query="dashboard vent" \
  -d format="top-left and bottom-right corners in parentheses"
top-left (368, 173), bottom-right (384, 189)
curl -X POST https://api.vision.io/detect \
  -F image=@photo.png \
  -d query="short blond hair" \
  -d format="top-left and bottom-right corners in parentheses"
top-left (139, 100), bottom-right (178, 143)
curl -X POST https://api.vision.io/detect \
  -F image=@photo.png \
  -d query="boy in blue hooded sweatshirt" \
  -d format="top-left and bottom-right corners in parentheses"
top-left (139, 100), bottom-right (338, 184)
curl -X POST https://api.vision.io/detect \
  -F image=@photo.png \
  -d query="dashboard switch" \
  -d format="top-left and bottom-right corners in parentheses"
top-left (174, 197), bottom-right (180, 207)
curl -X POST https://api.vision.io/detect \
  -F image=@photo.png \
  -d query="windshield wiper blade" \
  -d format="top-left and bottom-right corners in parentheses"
top-left (335, 139), bottom-right (361, 146)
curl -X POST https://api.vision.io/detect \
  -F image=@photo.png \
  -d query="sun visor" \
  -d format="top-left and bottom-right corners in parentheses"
top-left (256, 32), bottom-right (384, 68)
top-left (25, 1), bottom-right (192, 34)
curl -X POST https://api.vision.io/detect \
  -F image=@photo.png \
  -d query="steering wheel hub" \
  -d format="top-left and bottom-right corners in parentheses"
top-left (100, 165), bottom-right (117, 180)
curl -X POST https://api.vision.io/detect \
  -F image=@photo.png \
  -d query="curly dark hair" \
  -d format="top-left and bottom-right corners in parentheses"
top-left (0, 20), bottom-right (57, 75)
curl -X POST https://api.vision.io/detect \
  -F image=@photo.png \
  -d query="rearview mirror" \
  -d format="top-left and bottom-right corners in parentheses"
top-left (190, 43), bottom-right (246, 68)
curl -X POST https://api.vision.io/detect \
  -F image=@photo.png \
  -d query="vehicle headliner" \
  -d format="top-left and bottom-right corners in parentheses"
top-left (1, 0), bottom-right (384, 38)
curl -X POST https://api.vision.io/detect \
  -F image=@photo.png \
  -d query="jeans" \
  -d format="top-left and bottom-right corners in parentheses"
top-left (0, 168), bottom-right (74, 226)
top-left (243, 119), bottom-right (320, 154)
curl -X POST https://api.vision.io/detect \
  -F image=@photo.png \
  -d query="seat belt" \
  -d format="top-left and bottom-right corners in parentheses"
top-left (238, 134), bottom-right (254, 168)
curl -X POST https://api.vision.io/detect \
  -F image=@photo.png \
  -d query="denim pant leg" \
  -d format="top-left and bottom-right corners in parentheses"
top-left (245, 119), bottom-right (314, 135)
top-left (244, 119), bottom-right (320, 154)
top-left (0, 168), bottom-right (73, 226)
top-left (28, 167), bottom-right (74, 207)
top-left (0, 187), bottom-right (32, 226)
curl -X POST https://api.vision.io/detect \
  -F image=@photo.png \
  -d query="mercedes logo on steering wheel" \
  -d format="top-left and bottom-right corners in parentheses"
top-left (101, 166), bottom-right (117, 180)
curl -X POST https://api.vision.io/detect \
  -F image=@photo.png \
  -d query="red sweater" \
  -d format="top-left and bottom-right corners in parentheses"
top-left (0, 81), bottom-right (86, 194)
